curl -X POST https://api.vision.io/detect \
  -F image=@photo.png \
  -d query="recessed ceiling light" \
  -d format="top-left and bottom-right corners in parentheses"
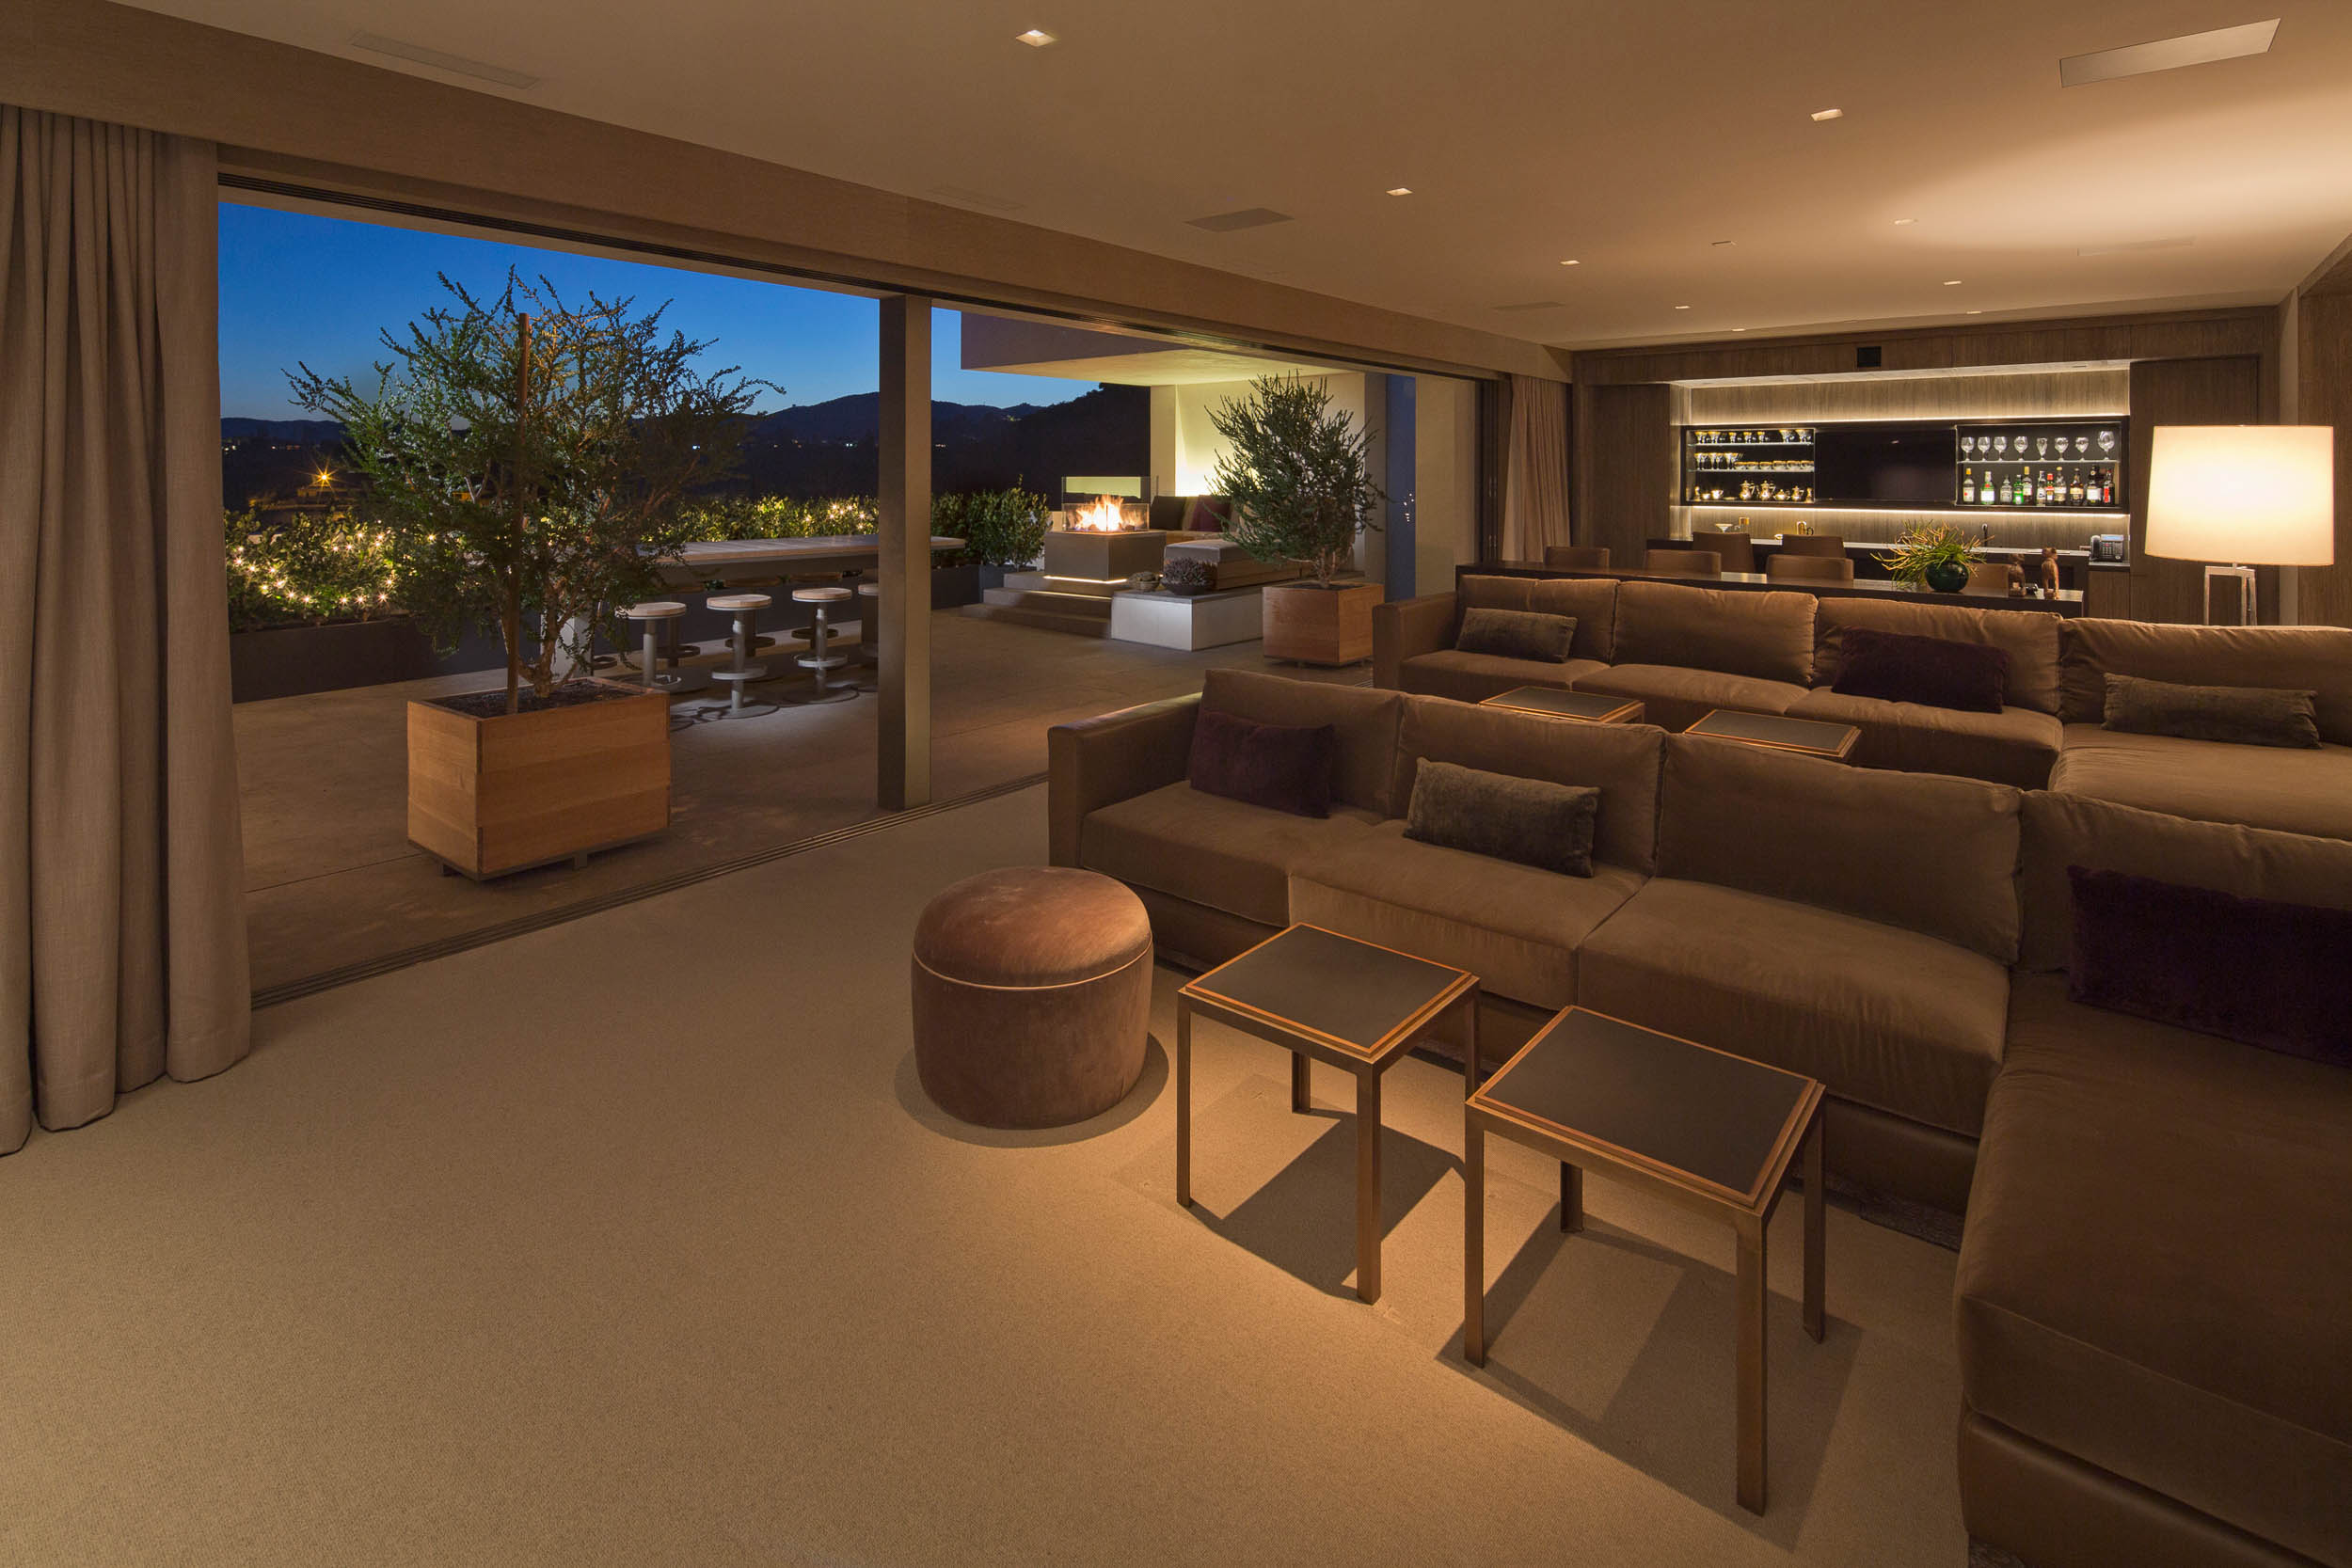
top-left (1385, 186), bottom-right (1413, 197)
top-left (1674, 305), bottom-right (1692, 310)
top-left (2060, 20), bottom-right (2279, 87)
top-left (1560, 258), bottom-right (1581, 266)
top-left (1944, 278), bottom-right (1963, 286)
top-left (1015, 28), bottom-right (1056, 47)
top-left (1893, 217), bottom-right (1917, 226)
top-left (1966, 309), bottom-right (1984, 315)
top-left (1810, 108), bottom-right (1843, 121)
top-left (1732, 327), bottom-right (1748, 333)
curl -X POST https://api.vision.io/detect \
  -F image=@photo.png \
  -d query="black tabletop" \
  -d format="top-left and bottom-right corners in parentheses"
top-left (1685, 708), bottom-right (1857, 756)
top-left (1185, 925), bottom-right (1470, 1056)
top-left (1482, 687), bottom-right (1636, 721)
top-left (1473, 1009), bottom-right (1816, 1203)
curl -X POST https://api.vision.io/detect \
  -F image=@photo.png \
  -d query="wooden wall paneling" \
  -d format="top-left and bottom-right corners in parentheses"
top-left (1683, 368), bottom-right (2129, 425)
top-left (2294, 293), bottom-right (2352, 626)
top-left (1572, 308), bottom-right (2280, 388)
top-left (2126, 356), bottom-right (2264, 625)
top-left (1574, 383), bottom-right (1674, 566)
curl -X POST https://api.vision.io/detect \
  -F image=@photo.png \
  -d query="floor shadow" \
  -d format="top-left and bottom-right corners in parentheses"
top-left (1192, 1106), bottom-right (1461, 1300)
top-left (891, 1034), bottom-right (1168, 1148)
top-left (1454, 1221), bottom-right (1860, 1544)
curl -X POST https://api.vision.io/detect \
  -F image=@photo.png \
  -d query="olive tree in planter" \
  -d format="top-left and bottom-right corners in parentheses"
top-left (1209, 376), bottom-right (1385, 665)
top-left (290, 272), bottom-right (768, 878)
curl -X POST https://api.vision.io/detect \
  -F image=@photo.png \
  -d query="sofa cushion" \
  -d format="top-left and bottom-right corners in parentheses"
top-left (2103, 672), bottom-right (2322, 750)
top-left (1391, 694), bottom-right (1665, 875)
top-left (1611, 578), bottom-right (1816, 685)
top-left (1814, 596), bottom-right (2061, 715)
top-left (1572, 664), bottom-right (1810, 734)
top-left (1959, 974), bottom-right (2352, 1565)
top-left (1289, 820), bottom-right (1645, 1011)
top-left (2058, 619), bottom-right (2352, 743)
top-left (1201, 668), bottom-right (1405, 816)
top-left (1458, 573), bottom-right (1618, 661)
top-left (1186, 707), bottom-right (1333, 818)
top-left (1578, 878), bottom-right (2008, 1135)
top-left (2017, 792), bottom-right (2352, 974)
top-left (1079, 782), bottom-right (1383, 926)
top-left (2067, 866), bottom-right (2352, 1066)
top-left (1785, 689), bottom-right (2060, 789)
top-left (1658, 733), bottom-right (2023, 962)
top-left (1404, 760), bottom-right (1597, 877)
top-left (1456, 607), bottom-right (1577, 662)
top-left (2050, 723), bottom-right (2352, 841)
top-left (1397, 649), bottom-right (1610, 705)
top-left (1833, 627), bottom-right (2010, 713)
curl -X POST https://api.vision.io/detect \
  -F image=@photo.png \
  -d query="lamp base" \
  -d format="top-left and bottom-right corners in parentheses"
top-left (2203, 562), bottom-right (2257, 626)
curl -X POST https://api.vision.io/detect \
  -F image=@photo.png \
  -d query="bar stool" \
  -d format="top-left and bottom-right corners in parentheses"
top-left (856, 579), bottom-right (882, 667)
top-left (707, 592), bottom-right (773, 715)
top-left (622, 601), bottom-right (689, 693)
top-left (789, 584), bottom-right (855, 704)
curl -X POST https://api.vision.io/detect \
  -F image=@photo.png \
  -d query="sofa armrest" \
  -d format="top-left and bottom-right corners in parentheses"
top-left (1374, 593), bottom-right (1457, 689)
top-left (1047, 693), bottom-right (1201, 868)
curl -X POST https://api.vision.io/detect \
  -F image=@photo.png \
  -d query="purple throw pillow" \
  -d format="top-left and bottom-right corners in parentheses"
top-left (2067, 865), bottom-right (2352, 1068)
top-left (1833, 627), bottom-right (2010, 713)
top-left (1187, 707), bottom-right (1335, 818)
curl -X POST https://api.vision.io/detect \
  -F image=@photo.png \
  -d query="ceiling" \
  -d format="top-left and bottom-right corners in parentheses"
top-left (119, 1), bottom-right (2352, 351)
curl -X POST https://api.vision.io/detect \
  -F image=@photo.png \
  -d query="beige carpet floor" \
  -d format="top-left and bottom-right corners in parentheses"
top-left (0, 784), bottom-right (1967, 1565)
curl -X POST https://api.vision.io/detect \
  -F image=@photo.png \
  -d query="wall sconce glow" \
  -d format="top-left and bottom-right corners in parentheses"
top-left (1386, 187), bottom-right (1413, 197)
top-left (1015, 28), bottom-right (1056, 47)
top-left (1810, 108), bottom-right (1844, 121)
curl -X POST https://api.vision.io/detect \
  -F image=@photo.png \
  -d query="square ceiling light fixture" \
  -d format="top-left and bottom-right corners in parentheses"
top-left (1016, 28), bottom-right (1057, 47)
top-left (2060, 20), bottom-right (2279, 86)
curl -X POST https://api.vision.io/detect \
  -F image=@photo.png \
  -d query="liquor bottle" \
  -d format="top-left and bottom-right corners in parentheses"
top-left (1963, 468), bottom-right (1977, 504)
top-left (2069, 473), bottom-right (2085, 504)
top-left (1997, 474), bottom-right (2011, 505)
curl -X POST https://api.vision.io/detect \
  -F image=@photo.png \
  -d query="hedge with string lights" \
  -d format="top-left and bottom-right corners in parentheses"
top-left (224, 506), bottom-right (402, 632)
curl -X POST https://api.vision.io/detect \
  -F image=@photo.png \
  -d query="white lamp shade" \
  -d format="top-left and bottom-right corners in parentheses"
top-left (2145, 425), bottom-right (2335, 566)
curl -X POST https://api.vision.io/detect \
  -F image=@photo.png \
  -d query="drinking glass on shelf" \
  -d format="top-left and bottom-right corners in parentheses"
top-left (2074, 436), bottom-right (2090, 460)
top-left (2099, 430), bottom-right (2116, 457)
top-left (2036, 436), bottom-right (2050, 459)
top-left (1961, 436), bottom-right (1976, 457)
top-left (1991, 436), bottom-right (2007, 458)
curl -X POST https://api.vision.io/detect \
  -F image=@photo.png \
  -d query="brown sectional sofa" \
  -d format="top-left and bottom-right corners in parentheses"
top-left (1047, 667), bottom-right (2352, 1568)
top-left (1375, 575), bottom-right (2352, 819)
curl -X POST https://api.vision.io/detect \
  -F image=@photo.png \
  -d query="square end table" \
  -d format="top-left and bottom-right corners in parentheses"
top-left (1684, 707), bottom-right (1860, 761)
top-left (1479, 687), bottom-right (1645, 725)
top-left (1463, 1006), bottom-right (1825, 1513)
top-left (1177, 924), bottom-right (1480, 1304)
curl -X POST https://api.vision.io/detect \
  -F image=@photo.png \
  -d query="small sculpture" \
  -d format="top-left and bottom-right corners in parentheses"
top-left (2039, 547), bottom-right (2061, 596)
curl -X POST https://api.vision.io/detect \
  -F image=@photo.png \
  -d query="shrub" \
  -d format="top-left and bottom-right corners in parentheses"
top-left (949, 485), bottom-right (1051, 566)
top-left (224, 506), bottom-right (401, 632)
top-left (1159, 557), bottom-right (1215, 594)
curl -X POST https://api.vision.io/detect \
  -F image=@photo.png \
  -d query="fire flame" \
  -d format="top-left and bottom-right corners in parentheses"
top-left (1068, 495), bottom-right (1132, 532)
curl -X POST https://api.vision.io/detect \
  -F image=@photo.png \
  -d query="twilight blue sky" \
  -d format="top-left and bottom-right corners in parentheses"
top-left (217, 201), bottom-right (1089, 419)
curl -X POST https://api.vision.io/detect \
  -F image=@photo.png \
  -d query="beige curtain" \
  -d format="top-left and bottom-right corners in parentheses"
top-left (1502, 373), bottom-right (1571, 561)
top-left (1, 105), bottom-right (248, 1154)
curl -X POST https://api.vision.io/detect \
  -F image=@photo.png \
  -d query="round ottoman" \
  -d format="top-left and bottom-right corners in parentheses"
top-left (912, 867), bottom-right (1152, 1129)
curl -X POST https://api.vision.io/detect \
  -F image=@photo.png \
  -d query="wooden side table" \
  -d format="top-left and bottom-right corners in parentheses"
top-left (1178, 924), bottom-right (1479, 1305)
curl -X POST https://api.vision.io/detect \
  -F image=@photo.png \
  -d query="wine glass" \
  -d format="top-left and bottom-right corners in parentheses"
top-left (2033, 436), bottom-right (2048, 460)
top-left (1994, 436), bottom-right (2010, 458)
top-left (2099, 430), bottom-right (2116, 457)
top-left (1961, 436), bottom-right (1976, 458)
top-left (2074, 436), bottom-right (2090, 460)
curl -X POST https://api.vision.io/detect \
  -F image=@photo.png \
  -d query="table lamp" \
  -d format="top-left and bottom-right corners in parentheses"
top-left (2144, 425), bottom-right (2335, 625)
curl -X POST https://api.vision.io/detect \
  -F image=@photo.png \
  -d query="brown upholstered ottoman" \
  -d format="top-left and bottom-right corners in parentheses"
top-left (912, 867), bottom-right (1152, 1129)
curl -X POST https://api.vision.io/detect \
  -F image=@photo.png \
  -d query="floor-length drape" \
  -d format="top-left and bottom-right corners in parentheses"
top-left (1502, 373), bottom-right (1571, 561)
top-left (1, 104), bottom-right (247, 1154)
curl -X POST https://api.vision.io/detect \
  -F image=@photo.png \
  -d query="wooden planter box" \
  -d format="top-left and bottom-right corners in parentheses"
top-left (407, 679), bottom-right (672, 879)
top-left (1262, 580), bottom-right (1383, 665)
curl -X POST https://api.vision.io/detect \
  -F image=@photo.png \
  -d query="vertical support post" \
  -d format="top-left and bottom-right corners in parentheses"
top-left (879, 295), bottom-right (932, 810)
top-left (1462, 1111), bottom-right (1485, 1365)
top-left (1737, 1221), bottom-right (1768, 1514)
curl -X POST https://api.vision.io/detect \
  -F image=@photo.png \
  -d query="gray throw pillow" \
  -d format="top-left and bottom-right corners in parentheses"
top-left (1404, 759), bottom-right (1598, 877)
top-left (1456, 607), bottom-right (1577, 662)
top-left (2103, 673), bottom-right (2321, 749)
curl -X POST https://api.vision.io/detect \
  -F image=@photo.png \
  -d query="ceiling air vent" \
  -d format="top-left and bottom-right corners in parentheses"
top-left (1186, 209), bottom-right (1294, 232)
top-left (1493, 301), bottom-right (1566, 314)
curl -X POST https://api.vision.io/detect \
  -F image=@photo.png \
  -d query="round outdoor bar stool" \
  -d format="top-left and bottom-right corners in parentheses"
top-left (856, 578), bottom-right (882, 667)
top-left (622, 601), bottom-right (686, 692)
top-left (912, 867), bottom-right (1151, 1129)
top-left (707, 592), bottom-right (772, 715)
top-left (789, 585), bottom-right (855, 703)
